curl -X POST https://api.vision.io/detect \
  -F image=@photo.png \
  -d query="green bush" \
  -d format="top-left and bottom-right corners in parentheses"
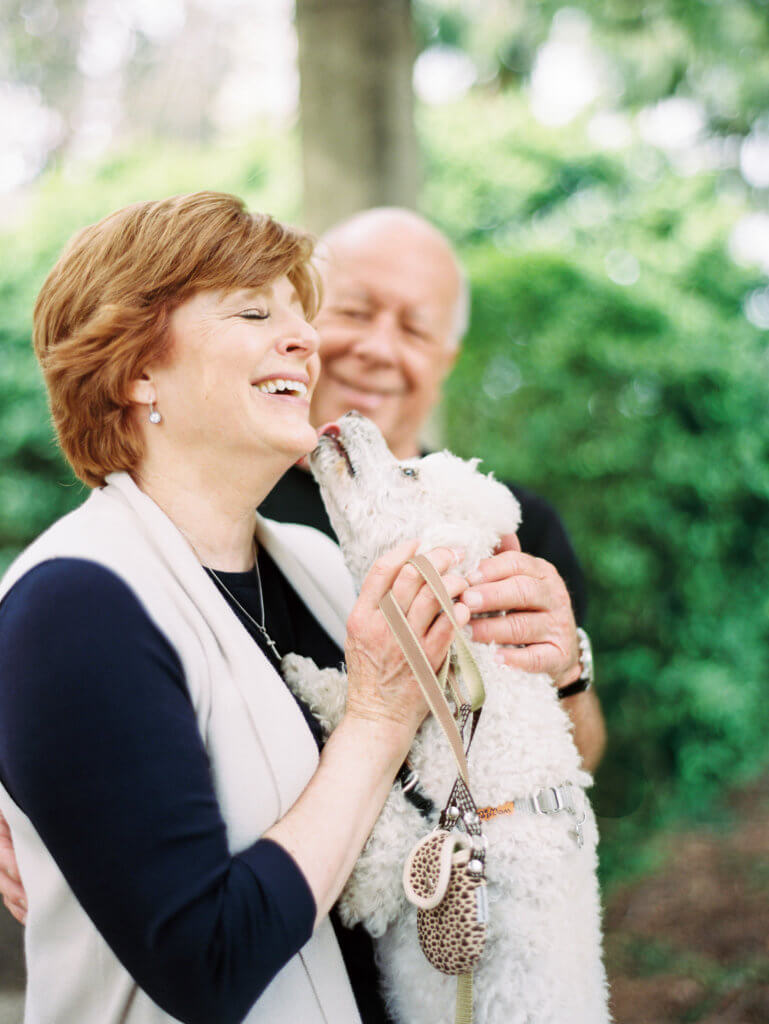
top-left (420, 95), bottom-right (769, 882)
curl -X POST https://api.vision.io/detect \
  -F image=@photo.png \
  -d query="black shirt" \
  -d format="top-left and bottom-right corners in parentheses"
top-left (259, 464), bottom-right (588, 625)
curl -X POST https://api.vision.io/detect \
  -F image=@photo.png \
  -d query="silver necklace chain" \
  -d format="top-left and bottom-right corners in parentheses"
top-left (205, 545), bottom-right (282, 661)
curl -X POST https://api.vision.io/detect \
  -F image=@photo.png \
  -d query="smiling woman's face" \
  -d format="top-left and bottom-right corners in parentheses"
top-left (148, 275), bottom-right (321, 470)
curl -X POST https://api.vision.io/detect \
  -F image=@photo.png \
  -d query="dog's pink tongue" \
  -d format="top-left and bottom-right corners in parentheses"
top-left (295, 422), bottom-right (341, 468)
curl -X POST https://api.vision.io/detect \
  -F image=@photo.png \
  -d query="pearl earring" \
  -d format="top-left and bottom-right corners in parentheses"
top-left (148, 401), bottom-right (162, 425)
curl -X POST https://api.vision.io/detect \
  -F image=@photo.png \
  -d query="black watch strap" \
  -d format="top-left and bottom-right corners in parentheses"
top-left (557, 677), bottom-right (591, 699)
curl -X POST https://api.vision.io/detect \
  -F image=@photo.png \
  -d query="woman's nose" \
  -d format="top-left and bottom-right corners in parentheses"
top-left (277, 316), bottom-right (320, 357)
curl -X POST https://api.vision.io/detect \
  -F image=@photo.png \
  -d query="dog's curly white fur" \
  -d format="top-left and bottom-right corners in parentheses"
top-left (281, 412), bottom-right (610, 1024)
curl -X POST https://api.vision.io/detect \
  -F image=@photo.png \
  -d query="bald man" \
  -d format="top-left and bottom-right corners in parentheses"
top-left (311, 209), bottom-right (467, 461)
top-left (260, 208), bottom-right (605, 767)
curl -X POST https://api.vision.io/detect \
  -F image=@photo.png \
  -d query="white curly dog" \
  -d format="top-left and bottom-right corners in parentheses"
top-left (282, 411), bottom-right (610, 1024)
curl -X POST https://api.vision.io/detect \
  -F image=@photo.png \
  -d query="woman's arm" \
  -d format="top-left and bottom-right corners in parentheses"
top-left (266, 539), bottom-right (469, 923)
top-left (0, 810), bottom-right (24, 923)
top-left (0, 545), bottom-right (468, 1022)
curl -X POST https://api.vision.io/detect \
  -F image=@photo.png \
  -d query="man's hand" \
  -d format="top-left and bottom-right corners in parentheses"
top-left (0, 810), bottom-right (26, 924)
top-left (459, 533), bottom-right (581, 689)
top-left (458, 533), bottom-right (606, 771)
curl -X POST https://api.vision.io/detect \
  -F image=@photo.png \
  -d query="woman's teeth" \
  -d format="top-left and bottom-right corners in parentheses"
top-left (255, 379), bottom-right (308, 397)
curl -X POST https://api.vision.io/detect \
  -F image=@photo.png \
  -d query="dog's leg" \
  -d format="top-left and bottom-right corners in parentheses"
top-left (281, 653), bottom-right (348, 738)
top-left (337, 782), bottom-right (433, 937)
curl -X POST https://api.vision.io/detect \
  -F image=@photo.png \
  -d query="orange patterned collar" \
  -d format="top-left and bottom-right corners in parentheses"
top-left (477, 801), bottom-right (515, 821)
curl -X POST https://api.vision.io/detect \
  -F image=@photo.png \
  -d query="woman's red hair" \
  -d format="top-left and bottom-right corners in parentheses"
top-left (33, 191), bottom-right (319, 487)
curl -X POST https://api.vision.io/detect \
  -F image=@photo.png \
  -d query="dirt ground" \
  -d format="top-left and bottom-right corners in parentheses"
top-left (605, 776), bottom-right (769, 1024)
top-left (0, 777), bottom-right (767, 1023)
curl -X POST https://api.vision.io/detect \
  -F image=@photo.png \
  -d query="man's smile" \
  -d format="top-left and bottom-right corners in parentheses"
top-left (326, 372), bottom-right (405, 398)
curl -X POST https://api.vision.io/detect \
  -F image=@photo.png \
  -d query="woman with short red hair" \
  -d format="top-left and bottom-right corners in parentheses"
top-left (0, 192), bottom-right (470, 1024)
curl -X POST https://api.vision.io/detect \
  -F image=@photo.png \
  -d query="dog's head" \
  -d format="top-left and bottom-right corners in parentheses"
top-left (309, 411), bottom-right (521, 587)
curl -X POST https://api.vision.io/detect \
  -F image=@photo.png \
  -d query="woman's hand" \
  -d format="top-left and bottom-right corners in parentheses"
top-left (343, 540), bottom-right (470, 738)
top-left (0, 810), bottom-right (26, 925)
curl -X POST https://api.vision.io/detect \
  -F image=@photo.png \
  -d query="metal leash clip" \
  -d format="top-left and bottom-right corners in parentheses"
top-left (528, 782), bottom-right (586, 848)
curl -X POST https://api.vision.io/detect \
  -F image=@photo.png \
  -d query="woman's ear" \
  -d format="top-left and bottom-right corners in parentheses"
top-left (127, 375), bottom-right (155, 406)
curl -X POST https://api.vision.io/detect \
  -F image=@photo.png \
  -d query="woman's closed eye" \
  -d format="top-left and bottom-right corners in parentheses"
top-left (336, 306), bottom-right (370, 321)
top-left (239, 308), bottom-right (270, 321)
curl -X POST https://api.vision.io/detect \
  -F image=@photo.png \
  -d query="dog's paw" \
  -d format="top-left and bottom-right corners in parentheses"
top-left (281, 653), bottom-right (319, 694)
top-left (281, 653), bottom-right (347, 736)
top-left (280, 652), bottom-right (324, 714)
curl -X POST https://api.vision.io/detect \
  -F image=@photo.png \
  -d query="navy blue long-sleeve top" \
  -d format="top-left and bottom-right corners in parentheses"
top-left (0, 550), bottom-right (377, 1024)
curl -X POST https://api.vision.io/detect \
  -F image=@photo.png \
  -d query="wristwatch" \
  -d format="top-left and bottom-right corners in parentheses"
top-left (557, 628), bottom-right (594, 700)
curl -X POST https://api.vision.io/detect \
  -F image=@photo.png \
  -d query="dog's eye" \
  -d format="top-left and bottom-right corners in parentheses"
top-left (400, 466), bottom-right (419, 479)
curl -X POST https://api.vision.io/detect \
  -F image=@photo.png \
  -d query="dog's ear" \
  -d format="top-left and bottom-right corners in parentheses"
top-left (482, 478), bottom-right (522, 536)
top-left (418, 450), bottom-right (479, 483)
top-left (419, 451), bottom-right (522, 537)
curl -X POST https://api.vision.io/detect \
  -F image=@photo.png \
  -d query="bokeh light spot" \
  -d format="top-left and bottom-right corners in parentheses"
top-left (413, 45), bottom-right (477, 105)
top-left (743, 287), bottom-right (769, 330)
top-left (605, 249), bottom-right (640, 286)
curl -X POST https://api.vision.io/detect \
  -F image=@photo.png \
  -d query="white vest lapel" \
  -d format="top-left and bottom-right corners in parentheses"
top-left (98, 474), bottom-right (323, 820)
top-left (256, 515), bottom-right (353, 651)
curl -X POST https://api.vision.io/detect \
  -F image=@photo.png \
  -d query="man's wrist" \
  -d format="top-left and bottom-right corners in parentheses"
top-left (557, 628), bottom-right (593, 700)
top-left (555, 660), bottom-right (581, 689)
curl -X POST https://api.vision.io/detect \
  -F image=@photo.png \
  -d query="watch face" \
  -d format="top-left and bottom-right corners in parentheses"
top-left (576, 628), bottom-right (594, 684)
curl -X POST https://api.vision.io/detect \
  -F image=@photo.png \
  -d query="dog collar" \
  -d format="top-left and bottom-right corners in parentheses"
top-left (477, 783), bottom-right (586, 846)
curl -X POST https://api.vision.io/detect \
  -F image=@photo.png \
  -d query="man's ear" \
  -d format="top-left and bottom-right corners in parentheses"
top-left (439, 343), bottom-right (459, 382)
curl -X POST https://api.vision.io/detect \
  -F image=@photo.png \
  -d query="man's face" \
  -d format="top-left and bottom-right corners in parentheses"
top-left (310, 230), bottom-right (460, 458)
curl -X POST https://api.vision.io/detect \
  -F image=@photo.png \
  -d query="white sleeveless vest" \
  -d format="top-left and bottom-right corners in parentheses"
top-left (0, 472), bottom-right (361, 1024)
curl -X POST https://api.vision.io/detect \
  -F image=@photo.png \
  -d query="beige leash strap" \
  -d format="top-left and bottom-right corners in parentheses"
top-left (379, 558), bottom-right (487, 1024)
top-left (437, 647), bottom-right (464, 714)
top-left (379, 590), bottom-right (470, 786)
top-left (456, 973), bottom-right (473, 1024)
top-left (409, 555), bottom-right (486, 711)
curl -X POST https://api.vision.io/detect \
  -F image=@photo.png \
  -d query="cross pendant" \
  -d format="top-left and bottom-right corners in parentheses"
top-left (260, 629), bottom-right (281, 661)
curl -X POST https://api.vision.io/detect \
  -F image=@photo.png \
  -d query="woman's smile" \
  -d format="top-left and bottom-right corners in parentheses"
top-left (252, 374), bottom-right (311, 401)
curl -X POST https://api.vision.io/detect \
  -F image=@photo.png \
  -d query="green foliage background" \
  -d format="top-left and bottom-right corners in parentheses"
top-left (423, 94), bottom-right (769, 881)
top-left (1, 91), bottom-right (767, 886)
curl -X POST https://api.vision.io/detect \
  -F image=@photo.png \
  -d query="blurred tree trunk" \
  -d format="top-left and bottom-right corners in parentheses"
top-left (295, 0), bottom-right (419, 232)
